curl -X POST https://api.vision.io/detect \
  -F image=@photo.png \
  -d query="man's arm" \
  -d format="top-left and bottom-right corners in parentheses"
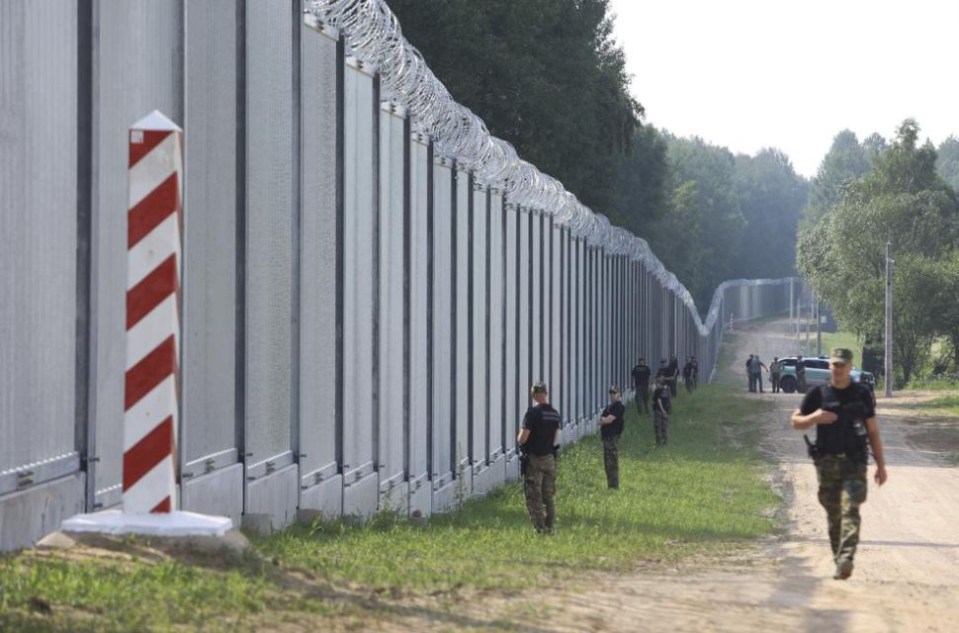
top-left (866, 417), bottom-right (888, 485)
top-left (791, 408), bottom-right (837, 430)
top-left (517, 428), bottom-right (530, 445)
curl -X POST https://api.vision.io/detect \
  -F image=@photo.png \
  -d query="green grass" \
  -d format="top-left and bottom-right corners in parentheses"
top-left (914, 394), bottom-right (959, 416)
top-left (0, 385), bottom-right (777, 631)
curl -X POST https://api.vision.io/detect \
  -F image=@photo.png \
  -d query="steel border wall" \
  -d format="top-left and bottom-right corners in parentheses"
top-left (0, 0), bottom-right (806, 550)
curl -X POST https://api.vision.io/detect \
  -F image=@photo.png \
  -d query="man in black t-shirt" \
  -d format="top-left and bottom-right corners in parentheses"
top-left (667, 355), bottom-right (680, 397)
top-left (683, 357), bottom-right (695, 393)
top-left (791, 348), bottom-right (888, 580)
top-left (517, 382), bottom-right (561, 534)
top-left (631, 357), bottom-right (652, 414)
top-left (598, 386), bottom-right (626, 489)
top-left (652, 376), bottom-right (671, 446)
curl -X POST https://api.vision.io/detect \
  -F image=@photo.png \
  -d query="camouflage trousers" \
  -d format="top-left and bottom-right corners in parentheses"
top-left (635, 388), bottom-right (649, 414)
top-left (603, 435), bottom-right (620, 489)
top-left (653, 410), bottom-right (669, 445)
top-left (815, 454), bottom-right (868, 563)
top-left (524, 454), bottom-right (556, 533)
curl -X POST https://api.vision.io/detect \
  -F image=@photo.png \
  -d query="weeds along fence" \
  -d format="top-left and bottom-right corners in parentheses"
top-left (0, 0), bottom-right (802, 551)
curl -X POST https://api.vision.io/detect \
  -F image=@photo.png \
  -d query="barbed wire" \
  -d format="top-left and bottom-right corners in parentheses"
top-left (304, 0), bottom-right (796, 336)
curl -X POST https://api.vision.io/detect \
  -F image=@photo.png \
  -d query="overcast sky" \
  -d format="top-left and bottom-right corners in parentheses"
top-left (609, 0), bottom-right (959, 178)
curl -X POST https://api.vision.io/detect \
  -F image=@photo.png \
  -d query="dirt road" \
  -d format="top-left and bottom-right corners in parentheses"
top-left (443, 318), bottom-right (959, 632)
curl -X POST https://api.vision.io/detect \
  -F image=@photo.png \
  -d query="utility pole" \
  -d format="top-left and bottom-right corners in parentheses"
top-left (884, 241), bottom-right (894, 397)
top-left (816, 292), bottom-right (822, 356)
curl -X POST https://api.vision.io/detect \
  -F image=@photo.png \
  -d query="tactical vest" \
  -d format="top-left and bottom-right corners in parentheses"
top-left (815, 383), bottom-right (870, 461)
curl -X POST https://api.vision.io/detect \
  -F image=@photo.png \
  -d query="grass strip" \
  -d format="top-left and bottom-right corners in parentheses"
top-left (913, 394), bottom-right (959, 416)
top-left (0, 385), bottom-right (777, 632)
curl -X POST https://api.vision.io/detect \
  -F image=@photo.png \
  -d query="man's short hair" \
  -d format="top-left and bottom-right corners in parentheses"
top-left (531, 382), bottom-right (548, 394)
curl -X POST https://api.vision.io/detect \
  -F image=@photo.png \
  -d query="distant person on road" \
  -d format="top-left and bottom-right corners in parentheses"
top-left (631, 357), bottom-right (652, 414)
top-left (598, 386), bottom-right (626, 489)
top-left (796, 355), bottom-right (807, 392)
top-left (746, 354), bottom-right (755, 392)
top-left (749, 355), bottom-right (768, 393)
top-left (770, 356), bottom-right (782, 393)
top-left (690, 355), bottom-right (699, 389)
top-left (517, 382), bottom-right (561, 534)
top-left (791, 348), bottom-right (888, 580)
top-left (652, 376), bottom-right (671, 446)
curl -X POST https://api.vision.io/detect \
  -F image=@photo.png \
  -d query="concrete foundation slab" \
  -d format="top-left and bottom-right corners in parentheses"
top-left (0, 473), bottom-right (85, 551)
top-left (181, 463), bottom-right (243, 527)
top-left (408, 480), bottom-right (431, 519)
top-left (431, 480), bottom-right (458, 513)
top-left (244, 463), bottom-right (299, 532)
top-left (343, 472), bottom-right (378, 520)
top-left (379, 480), bottom-right (409, 515)
top-left (299, 474), bottom-right (343, 520)
top-left (505, 454), bottom-right (521, 482)
top-left (488, 455), bottom-right (506, 490)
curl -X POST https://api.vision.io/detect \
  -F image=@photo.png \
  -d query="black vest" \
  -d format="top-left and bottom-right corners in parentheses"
top-left (815, 383), bottom-right (870, 460)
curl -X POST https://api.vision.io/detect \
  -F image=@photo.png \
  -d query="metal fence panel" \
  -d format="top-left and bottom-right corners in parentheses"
top-left (471, 187), bottom-right (488, 466)
top-left (91, 0), bottom-right (183, 508)
top-left (341, 61), bottom-right (377, 482)
top-left (181, 0), bottom-right (239, 478)
top-left (299, 21), bottom-right (340, 490)
top-left (531, 213), bottom-right (542, 384)
top-left (376, 108), bottom-right (406, 490)
top-left (454, 169), bottom-right (471, 470)
top-left (245, 0), bottom-right (294, 476)
top-left (0, 1), bottom-right (79, 491)
top-left (487, 192), bottom-right (504, 461)
top-left (504, 205), bottom-right (518, 452)
top-left (409, 136), bottom-right (430, 483)
top-left (432, 160), bottom-right (454, 483)
top-left (517, 208), bottom-right (531, 430)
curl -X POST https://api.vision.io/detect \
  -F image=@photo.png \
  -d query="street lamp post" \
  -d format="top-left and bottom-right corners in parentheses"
top-left (884, 241), bottom-right (894, 397)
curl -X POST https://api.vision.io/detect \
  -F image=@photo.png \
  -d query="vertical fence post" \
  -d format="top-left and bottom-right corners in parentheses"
top-left (124, 111), bottom-right (183, 514)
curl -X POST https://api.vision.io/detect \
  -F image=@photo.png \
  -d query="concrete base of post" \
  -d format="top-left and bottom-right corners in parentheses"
top-left (59, 509), bottom-right (233, 538)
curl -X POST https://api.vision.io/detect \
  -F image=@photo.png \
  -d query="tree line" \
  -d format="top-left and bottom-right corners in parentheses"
top-left (389, 0), bottom-right (807, 311)
top-left (798, 122), bottom-right (959, 385)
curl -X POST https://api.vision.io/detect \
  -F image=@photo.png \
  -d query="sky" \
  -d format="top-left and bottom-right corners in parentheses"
top-left (608, 0), bottom-right (959, 178)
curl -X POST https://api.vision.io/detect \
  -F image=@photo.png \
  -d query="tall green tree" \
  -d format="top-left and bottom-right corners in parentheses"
top-left (937, 136), bottom-right (959, 192)
top-left (804, 130), bottom-right (870, 224)
top-left (387, 0), bottom-right (642, 213)
top-left (798, 120), bottom-right (959, 384)
top-left (735, 148), bottom-right (808, 279)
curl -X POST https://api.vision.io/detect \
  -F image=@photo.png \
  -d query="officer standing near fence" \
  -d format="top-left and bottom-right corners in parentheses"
top-left (791, 348), bottom-right (888, 580)
top-left (517, 382), bottom-right (561, 534)
top-left (631, 357), bottom-right (652, 414)
top-left (598, 386), bottom-right (626, 489)
top-left (652, 375), bottom-right (671, 446)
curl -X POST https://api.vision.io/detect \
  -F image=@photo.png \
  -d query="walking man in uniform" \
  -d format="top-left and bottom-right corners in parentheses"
top-left (652, 376), bottom-right (671, 446)
top-left (598, 386), bottom-right (626, 489)
top-left (631, 357), bottom-right (652, 414)
top-left (791, 349), bottom-right (888, 580)
top-left (749, 354), bottom-right (768, 393)
top-left (517, 382), bottom-right (561, 534)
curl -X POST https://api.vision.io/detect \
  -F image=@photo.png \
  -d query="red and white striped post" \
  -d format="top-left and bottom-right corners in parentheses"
top-left (123, 110), bottom-right (183, 514)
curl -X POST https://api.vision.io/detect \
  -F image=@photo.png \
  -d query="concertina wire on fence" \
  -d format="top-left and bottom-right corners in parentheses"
top-left (305, 0), bottom-right (774, 332)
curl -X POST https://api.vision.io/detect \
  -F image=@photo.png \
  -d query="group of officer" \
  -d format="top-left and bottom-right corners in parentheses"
top-left (517, 345), bottom-right (889, 583)
top-left (516, 353), bottom-right (698, 534)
